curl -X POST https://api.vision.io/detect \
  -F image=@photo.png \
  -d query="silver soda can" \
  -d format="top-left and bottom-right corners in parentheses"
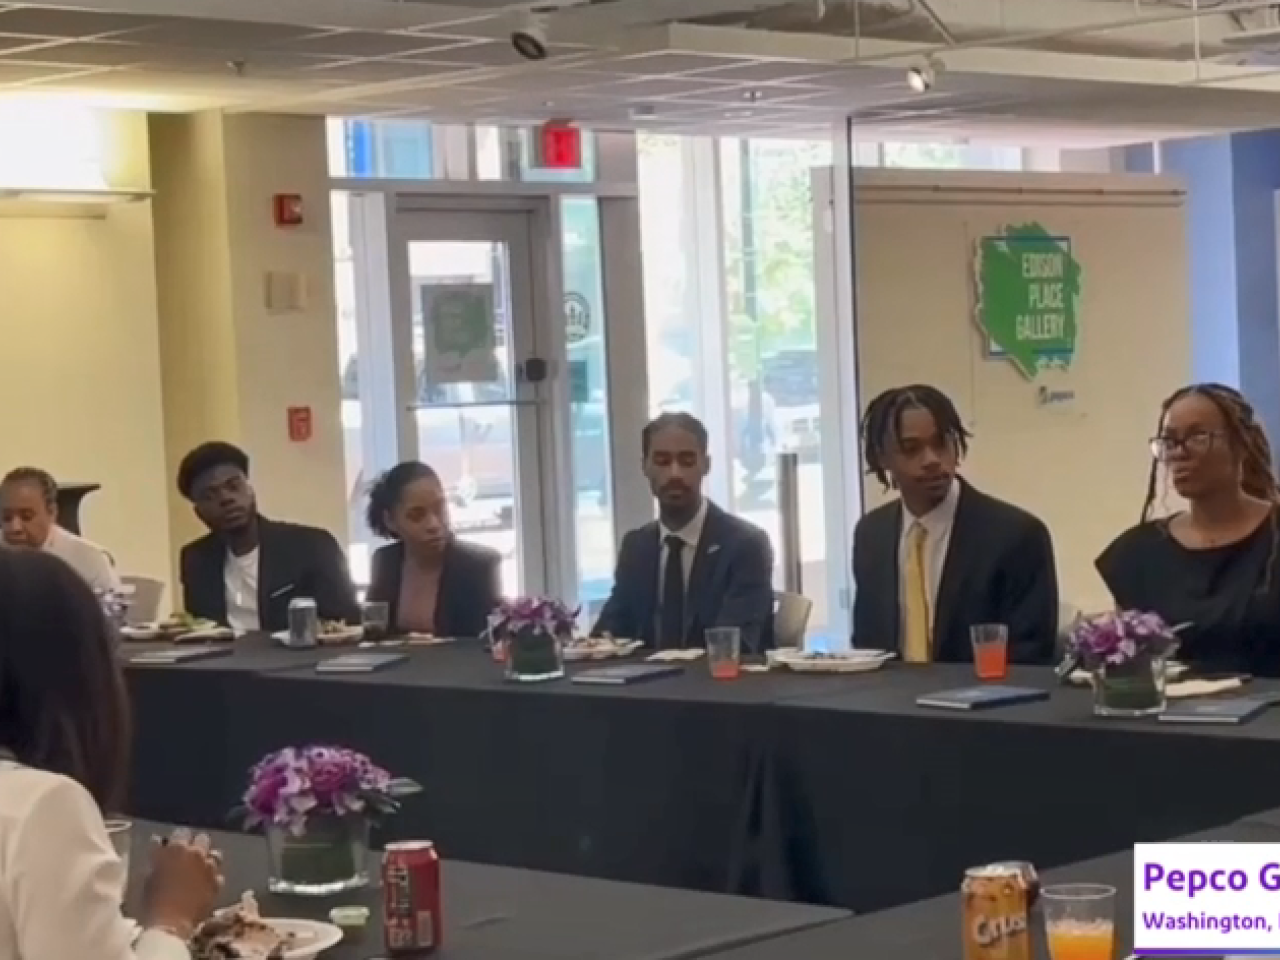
top-left (288, 597), bottom-right (319, 648)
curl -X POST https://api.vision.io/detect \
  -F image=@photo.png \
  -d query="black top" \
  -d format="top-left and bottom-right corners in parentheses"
top-left (179, 516), bottom-right (360, 631)
top-left (366, 537), bottom-right (502, 639)
top-left (1096, 509), bottom-right (1280, 676)
top-left (852, 479), bottom-right (1059, 664)
top-left (592, 500), bottom-right (775, 652)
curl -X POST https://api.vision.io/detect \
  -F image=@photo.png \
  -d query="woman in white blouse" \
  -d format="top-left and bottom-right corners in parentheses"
top-left (0, 549), bottom-right (221, 959)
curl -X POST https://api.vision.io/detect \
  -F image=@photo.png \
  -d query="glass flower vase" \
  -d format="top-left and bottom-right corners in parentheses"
top-left (265, 815), bottom-right (369, 896)
top-left (1092, 653), bottom-right (1167, 718)
top-left (504, 626), bottom-right (565, 682)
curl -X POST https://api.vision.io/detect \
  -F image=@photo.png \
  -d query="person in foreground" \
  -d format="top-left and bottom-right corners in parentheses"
top-left (1097, 383), bottom-right (1280, 676)
top-left (593, 412), bottom-right (775, 651)
top-left (364, 461), bottom-right (503, 637)
top-left (0, 466), bottom-right (121, 593)
top-left (0, 549), bottom-right (221, 959)
top-left (177, 442), bottom-right (359, 632)
top-left (852, 385), bottom-right (1058, 664)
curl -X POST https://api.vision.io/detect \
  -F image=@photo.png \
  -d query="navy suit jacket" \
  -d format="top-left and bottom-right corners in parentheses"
top-left (179, 516), bottom-right (360, 632)
top-left (592, 501), bottom-right (775, 652)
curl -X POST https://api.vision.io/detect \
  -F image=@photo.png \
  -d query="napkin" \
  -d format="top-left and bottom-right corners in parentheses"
top-left (740, 663), bottom-right (770, 674)
top-left (646, 649), bottom-right (705, 663)
top-left (1165, 677), bottom-right (1244, 699)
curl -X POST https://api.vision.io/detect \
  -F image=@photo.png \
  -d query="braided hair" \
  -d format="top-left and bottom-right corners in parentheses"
top-left (860, 384), bottom-right (972, 490)
top-left (1143, 383), bottom-right (1280, 590)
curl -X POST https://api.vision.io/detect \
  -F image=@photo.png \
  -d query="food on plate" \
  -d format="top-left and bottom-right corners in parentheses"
top-left (317, 619), bottom-right (362, 644)
top-left (562, 637), bottom-right (643, 660)
top-left (190, 892), bottom-right (306, 960)
top-left (122, 613), bottom-right (219, 640)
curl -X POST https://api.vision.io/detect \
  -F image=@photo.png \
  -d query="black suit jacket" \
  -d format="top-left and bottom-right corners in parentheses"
top-left (852, 480), bottom-right (1058, 664)
top-left (366, 538), bottom-right (502, 639)
top-left (179, 517), bottom-right (360, 632)
top-left (592, 501), bottom-right (775, 652)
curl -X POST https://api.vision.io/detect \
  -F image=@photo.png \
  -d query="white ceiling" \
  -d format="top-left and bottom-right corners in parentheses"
top-left (2, 0), bottom-right (1280, 142)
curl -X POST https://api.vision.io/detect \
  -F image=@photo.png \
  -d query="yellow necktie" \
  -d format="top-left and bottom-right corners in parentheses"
top-left (903, 522), bottom-right (932, 663)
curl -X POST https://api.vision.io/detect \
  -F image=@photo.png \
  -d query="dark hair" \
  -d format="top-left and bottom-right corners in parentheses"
top-left (642, 412), bottom-right (709, 457)
top-left (177, 441), bottom-right (250, 500)
top-left (1, 467), bottom-right (57, 509)
top-left (1144, 383), bottom-right (1280, 591)
top-left (860, 384), bottom-right (972, 489)
top-left (366, 461), bottom-right (441, 540)
top-left (0, 550), bottom-right (130, 811)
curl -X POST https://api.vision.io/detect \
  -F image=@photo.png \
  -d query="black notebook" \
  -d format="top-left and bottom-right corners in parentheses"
top-left (916, 685), bottom-right (1050, 711)
top-left (1159, 698), bottom-right (1274, 725)
top-left (316, 653), bottom-right (408, 674)
top-left (130, 646), bottom-right (233, 666)
top-left (572, 664), bottom-right (684, 686)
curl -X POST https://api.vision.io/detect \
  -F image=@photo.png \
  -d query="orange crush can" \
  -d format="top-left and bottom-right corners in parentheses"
top-left (962, 863), bottom-right (1034, 960)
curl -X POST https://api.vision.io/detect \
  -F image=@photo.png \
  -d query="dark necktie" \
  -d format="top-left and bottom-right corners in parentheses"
top-left (660, 535), bottom-right (686, 649)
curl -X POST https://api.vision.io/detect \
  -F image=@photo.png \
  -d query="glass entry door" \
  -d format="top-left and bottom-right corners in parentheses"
top-left (388, 207), bottom-right (546, 597)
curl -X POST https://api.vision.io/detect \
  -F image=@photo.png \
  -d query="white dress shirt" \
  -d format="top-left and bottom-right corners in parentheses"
top-left (223, 548), bottom-right (260, 632)
top-left (657, 497), bottom-right (709, 600)
top-left (42, 526), bottom-right (121, 594)
top-left (0, 762), bottom-right (189, 960)
top-left (897, 479), bottom-right (960, 630)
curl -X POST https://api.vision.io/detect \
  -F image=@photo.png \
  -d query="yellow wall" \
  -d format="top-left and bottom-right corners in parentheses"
top-left (0, 108), bottom-right (172, 582)
top-left (853, 169), bottom-right (1190, 610)
top-left (151, 112), bottom-right (347, 578)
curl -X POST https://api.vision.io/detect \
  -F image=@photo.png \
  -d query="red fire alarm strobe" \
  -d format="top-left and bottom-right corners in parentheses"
top-left (273, 193), bottom-right (304, 227)
top-left (287, 406), bottom-right (313, 442)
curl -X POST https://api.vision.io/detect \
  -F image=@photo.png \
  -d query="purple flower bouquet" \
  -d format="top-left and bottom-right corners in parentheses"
top-left (236, 746), bottom-right (400, 896)
top-left (1066, 610), bottom-right (1177, 717)
top-left (489, 597), bottom-right (577, 682)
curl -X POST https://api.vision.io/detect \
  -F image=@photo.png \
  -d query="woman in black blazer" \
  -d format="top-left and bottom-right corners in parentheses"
top-left (364, 462), bottom-right (504, 638)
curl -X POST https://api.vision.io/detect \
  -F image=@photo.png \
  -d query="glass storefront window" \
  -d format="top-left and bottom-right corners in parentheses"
top-left (327, 119), bottom-right (435, 179)
top-left (559, 197), bottom-right (614, 616)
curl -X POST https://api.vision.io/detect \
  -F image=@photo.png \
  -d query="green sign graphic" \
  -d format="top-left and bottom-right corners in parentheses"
top-left (976, 223), bottom-right (1081, 380)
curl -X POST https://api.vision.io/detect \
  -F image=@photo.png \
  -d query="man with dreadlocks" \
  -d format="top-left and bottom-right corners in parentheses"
top-left (1097, 383), bottom-right (1280, 676)
top-left (852, 384), bottom-right (1058, 665)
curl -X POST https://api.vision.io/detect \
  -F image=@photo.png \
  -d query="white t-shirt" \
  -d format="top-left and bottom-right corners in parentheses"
top-left (0, 762), bottom-right (188, 959)
top-left (223, 548), bottom-right (260, 633)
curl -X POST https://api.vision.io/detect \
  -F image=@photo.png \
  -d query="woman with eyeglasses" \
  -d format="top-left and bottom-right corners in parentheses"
top-left (1096, 383), bottom-right (1280, 675)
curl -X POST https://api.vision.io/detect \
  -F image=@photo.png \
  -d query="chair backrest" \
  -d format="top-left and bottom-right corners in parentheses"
top-left (774, 591), bottom-right (813, 649)
top-left (121, 576), bottom-right (165, 625)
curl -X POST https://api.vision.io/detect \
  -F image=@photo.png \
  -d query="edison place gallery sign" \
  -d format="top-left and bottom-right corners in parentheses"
top-left (975, 223), bottom-right (1082, 381)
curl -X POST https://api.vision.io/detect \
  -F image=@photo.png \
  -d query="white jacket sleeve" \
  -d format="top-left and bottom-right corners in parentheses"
top-left (5, 775), bottom-right (190, 960)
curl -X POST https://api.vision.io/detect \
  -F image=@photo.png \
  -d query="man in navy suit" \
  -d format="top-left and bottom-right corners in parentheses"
top-left (593, 412), bottom-right (775, 651)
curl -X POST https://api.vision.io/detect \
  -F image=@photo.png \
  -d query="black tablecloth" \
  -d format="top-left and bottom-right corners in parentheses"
top-left (700, 815), bottom-right (1280, 960)
top-left (126, 647), bottom-right (1280, 915)
top-left (124, 821), bottom-right (847, 960)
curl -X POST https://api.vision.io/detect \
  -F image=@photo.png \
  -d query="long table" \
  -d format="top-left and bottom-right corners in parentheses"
top-left (700, 814), bottom-right (1280, 960)
top-left (125, 821), bottom-right (848, 960)
top-left (126, 640), bottom-right (1280, 914)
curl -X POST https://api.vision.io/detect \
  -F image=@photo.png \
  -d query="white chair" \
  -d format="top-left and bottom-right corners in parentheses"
top-left (774, 591), bottom-right (813, 649)
top-left (122, 575), bottom-right (164, 625)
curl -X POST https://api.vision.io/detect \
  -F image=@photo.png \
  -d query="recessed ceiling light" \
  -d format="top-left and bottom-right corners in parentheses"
top-left (724, 108), bottom-right (755, 118)
top-left (630, 104), bottom-right (656, 117)
top-left (742, 89), bottom-right (764, 102)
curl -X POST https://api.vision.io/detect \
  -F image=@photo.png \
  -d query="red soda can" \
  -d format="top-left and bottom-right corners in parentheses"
top-left (382, 841), bottom-right (442, 956)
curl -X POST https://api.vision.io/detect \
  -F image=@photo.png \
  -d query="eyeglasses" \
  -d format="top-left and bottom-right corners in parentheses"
top-left (1149, 430), bottom-right (1224, 461)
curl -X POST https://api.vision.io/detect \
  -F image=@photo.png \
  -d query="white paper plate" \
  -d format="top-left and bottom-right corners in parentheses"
top-left (563, 640), bottom-right (644, 661)
top-left (769, 648), bottom-right (895, 674)
top-left (175, 627), bottom-right (236, 643)
top-left (265, 918), bottom-right (344, 960)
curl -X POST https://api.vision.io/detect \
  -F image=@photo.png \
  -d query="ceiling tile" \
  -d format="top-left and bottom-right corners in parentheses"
top-left (688, 60), bottom-right (857, 84)
top-left (586, 76), bottom-right (743, 100)
top-left (301, 59), bottom-right (462, 83)
top-left (602, 51), bottom-right (750, 76)
top-left (0, 40), bottom-right (146, 67)
top-left (0, 8), bottom-right (159, 39)
top-left (123, 18), bottom-right (320, 49)
top-left (276, 30), bottom-right (464, 59)
top-left (0, 61), bottom-right (87, 83)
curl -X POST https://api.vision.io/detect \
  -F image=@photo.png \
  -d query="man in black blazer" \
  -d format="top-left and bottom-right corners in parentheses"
top-left (176, 442), bottom-right (359, 632)
top-left (593, 412), bottom-right (775, 652)
top-left (852, 385), bottom-right (1058, 664)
